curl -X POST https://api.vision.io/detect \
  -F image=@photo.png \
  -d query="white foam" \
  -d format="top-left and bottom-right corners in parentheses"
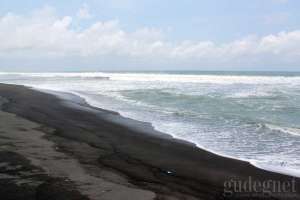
top-left (227, 91), bottom-right (272, 98)
top-left (99, 73), bottom-right (300, 85)
top-left (265, 123), bottom-right (300, 136)
top-left (1, 72), bottom-right (300, 85)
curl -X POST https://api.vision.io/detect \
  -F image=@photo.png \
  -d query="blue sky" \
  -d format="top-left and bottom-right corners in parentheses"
top-left (0, 0), bottom-right (300, 71)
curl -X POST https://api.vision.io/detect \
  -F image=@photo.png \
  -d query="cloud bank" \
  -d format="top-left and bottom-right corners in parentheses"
top-left (0, 6), bottom-right (300, 71)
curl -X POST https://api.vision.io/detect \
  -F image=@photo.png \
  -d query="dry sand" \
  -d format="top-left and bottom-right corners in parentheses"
top-left (0, 97), bottom-right (155, 200)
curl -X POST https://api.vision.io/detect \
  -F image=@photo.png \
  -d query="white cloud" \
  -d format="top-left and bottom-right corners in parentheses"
top-left (77, 3), bottom-right (92, 19)
top-left (0, 7), bottom-right (300, 70)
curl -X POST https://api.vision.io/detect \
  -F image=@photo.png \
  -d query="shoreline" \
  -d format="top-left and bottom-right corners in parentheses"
top-left (41, 87), bottom-right (300, 179)
top-left (0, 83), bottom-right (300, 199)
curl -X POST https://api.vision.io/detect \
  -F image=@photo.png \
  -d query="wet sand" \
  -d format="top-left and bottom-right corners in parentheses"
top-left (0, 83), bottom-right (299, 200)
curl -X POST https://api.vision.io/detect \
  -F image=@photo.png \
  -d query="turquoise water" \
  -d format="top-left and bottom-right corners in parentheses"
top-left (1, 71), bottom-right (300, 176)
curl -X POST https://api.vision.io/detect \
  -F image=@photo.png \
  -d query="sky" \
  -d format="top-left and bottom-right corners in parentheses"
top-left (0, 0), bottom-right (300, 71)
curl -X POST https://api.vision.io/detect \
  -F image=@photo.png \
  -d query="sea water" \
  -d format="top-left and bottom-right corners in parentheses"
top-left (1, 71), bottom-right (300, 176)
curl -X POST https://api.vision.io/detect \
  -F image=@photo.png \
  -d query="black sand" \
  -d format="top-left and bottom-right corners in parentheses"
top-left (0, 83), bottom-right (299, 200)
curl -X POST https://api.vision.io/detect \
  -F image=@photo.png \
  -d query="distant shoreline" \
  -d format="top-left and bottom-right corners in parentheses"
top-left (0, 83), bottom-right (300, 199)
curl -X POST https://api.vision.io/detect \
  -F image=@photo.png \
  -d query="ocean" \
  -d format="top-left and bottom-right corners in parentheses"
top-left (0, 71), bottom-right (300, 176)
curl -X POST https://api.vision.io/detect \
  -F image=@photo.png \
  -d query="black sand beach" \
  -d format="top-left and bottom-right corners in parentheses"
top-left (0, 83), bottom-right (299, 200)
